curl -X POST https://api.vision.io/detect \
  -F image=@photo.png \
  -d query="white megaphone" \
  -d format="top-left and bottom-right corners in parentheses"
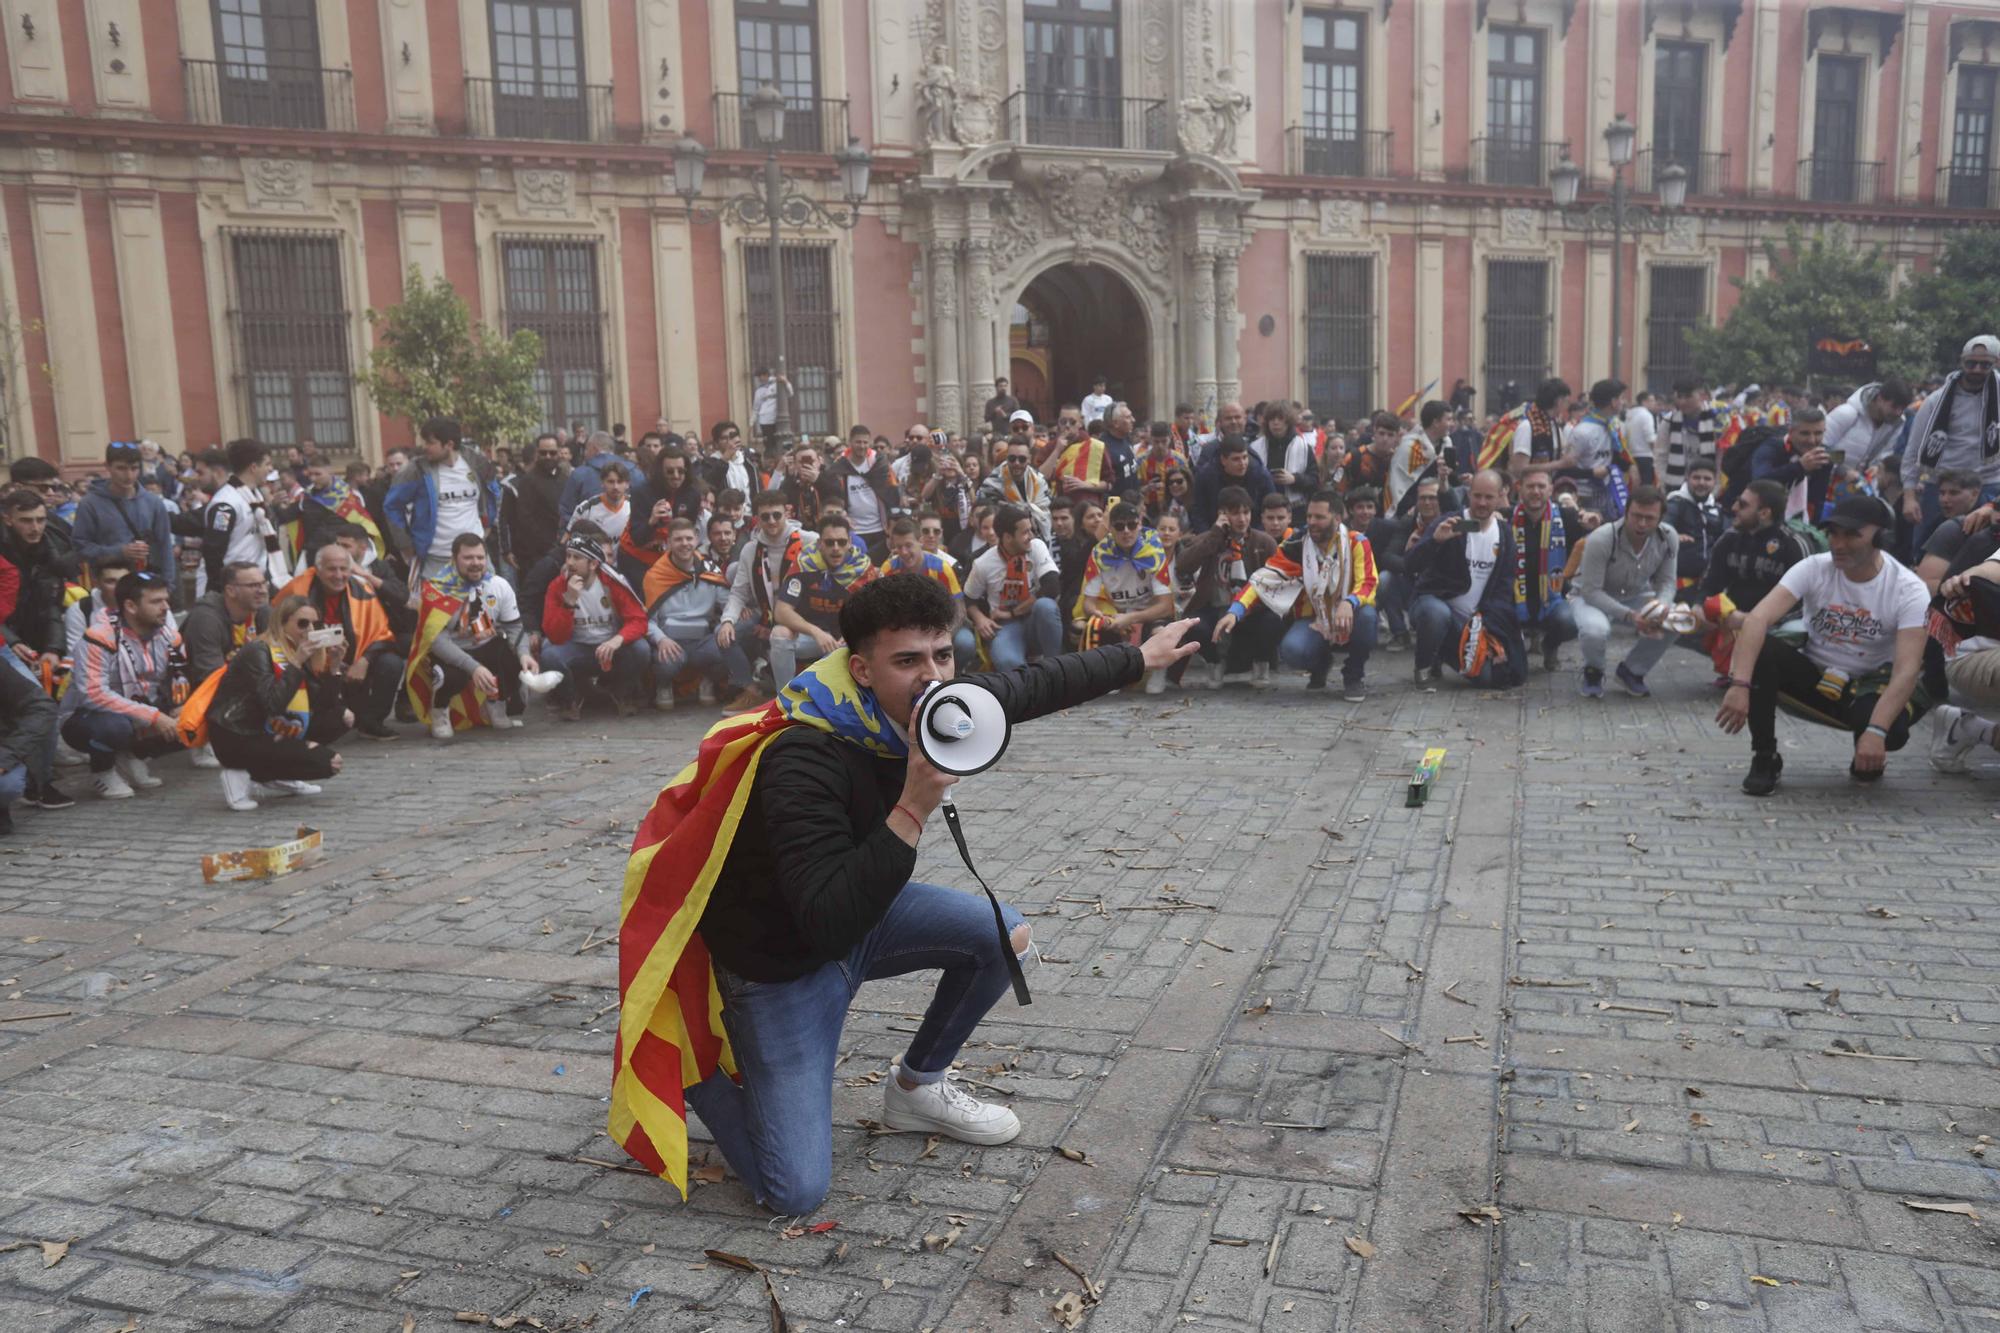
top-left (912, 679), bottom-right (1011, 778)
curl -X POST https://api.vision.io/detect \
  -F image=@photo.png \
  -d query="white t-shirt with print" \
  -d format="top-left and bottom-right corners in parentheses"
top-left (566, 576), bottom-right (620, 647)
top-left (964, 539), bottom-right (1059, 615)
top-left (430, 458), bottom-right (483, 556)
top-left (1447, 515), bottom-right (1502, 619)
top-left (572, 497), bottom-right (630, 543)
top-left (1777, 552), bottom-right (1929, 675)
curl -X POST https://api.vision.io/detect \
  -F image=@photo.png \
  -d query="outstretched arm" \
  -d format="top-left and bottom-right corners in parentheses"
top-left (960, 619), bottom-right (1200, 724)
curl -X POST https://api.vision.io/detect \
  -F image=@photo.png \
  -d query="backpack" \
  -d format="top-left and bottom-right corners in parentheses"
top-left (1718, 423), bottom-right (1785, 500)
top-left (174, 666), bottom-right (229, 750)
top-left (1784, 517), bottom-right (1830, 556)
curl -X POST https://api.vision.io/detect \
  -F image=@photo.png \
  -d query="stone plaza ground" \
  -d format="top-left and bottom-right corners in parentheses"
top-left (0, 643), bottom-right (1996, 1332)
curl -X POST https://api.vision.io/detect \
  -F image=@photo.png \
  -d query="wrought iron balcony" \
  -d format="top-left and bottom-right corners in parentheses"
top-left (182, 58), bottom-right (353, 132)
top-left (1797, 155), bottom-right (1882, 205)
top-left (998, 90), bottom-right (1172, 152)
top-left (1285, 127), bottom-right (1394, 179)
top-left (463, 77), bottom-right (623, 143)
top-left (1634, 148), bottom-right (1731, 198)
top-left (711, 92), bottom-right (851, 155)
top-left (1464, 137), bottom-right (1572, 188)
top-left (1938, 162), bottom-right (2000, 210)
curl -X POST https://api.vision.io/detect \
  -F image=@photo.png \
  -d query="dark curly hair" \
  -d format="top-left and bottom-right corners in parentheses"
top-left (840, 572), bottom-right (957, 653)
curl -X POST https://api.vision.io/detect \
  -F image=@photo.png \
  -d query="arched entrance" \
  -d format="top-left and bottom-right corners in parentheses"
top-left (1009, 263), bottom-right (1151, 426)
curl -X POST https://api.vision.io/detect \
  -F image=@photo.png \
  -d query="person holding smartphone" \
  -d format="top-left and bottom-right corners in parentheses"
top-left (205, 592), bottom-right (351, 811)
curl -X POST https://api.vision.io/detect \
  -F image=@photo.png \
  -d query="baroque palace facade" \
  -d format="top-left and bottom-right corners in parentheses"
top-left (1, 0), bottom-right (1997, 468)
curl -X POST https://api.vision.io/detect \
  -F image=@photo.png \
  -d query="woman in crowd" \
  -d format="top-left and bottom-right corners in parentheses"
top-left (207, 592), bottom-right (349, 812)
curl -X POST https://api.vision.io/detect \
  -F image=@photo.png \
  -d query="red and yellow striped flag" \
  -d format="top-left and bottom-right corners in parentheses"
top-left (608, 706), bottom-right (785, 1194)
top-left (402, 580), bottom-right (491, 732)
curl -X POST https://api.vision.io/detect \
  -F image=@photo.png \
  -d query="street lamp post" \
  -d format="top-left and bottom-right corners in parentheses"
top-left (1550, 114), bottom-right (1687, 386)
top-left (670, 86), bottom-right (872, 450)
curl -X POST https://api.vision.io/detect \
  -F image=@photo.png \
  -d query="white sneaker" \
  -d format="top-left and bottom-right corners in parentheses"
top-left (1144, 669), bottom-right (1167, 695)
top-left (189, 742), bottom-right (221, 770)
top-left (698, 678), bottom-right (717, 705)
top-left (94, 769), bottom-right (135, 800)
top-left (881, 1071), bottom-right (1021, 1146)
top-left (1929, 704), bottom-right (1980, 774)
top-left (114, 753), bottom-right (162, 790)
top-left (219, 769), bottom-right (258, 812)
top-left (1207, 660), bottom-right (1225, 691)
top-left (521, 669), bottom-right (564, 697)
top-left (430, 711), bottom-right (456, 741)
top-left (253, 779), bottom-right (320, 799)
top-left (484, 700), bottom-right (522, 729)
top-left (1251, 662), bottom-right (1272, 690)
top-left (653, 686), bottom-right (676, 711)
top-left (54, 741), bottom-right (88, 768)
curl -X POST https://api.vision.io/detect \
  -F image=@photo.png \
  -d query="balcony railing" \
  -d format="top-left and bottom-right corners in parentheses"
top-left (710, 92), bottom-right (850, 154)
top-left (1635, 148), bottom-right (1731, 198)
top-left (1798, 155), bottom-right (1882, 205)
top-left (1464, 137), bottom-right (1571, 188)
top-left (998, 90), bottom-right (1172, 152)
top-left (1286, 127), bottom-right (1394, 179)
top-left (463, 77), bottom-right (622, 143)
top-left (1938, 163), bottom-right (2000, 210)
top-left (183, 58), bottom-right (353, 132)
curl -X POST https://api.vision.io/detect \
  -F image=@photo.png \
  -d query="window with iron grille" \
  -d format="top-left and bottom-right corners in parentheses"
top-left (736, 0), bottom-right (821, 151)
top-left (502, 240), bottom-right (606, 434)
top-left (490, 1), bottom-right (585, 140)
top-left (1644, 266), bottom-right (1707, 395)
top-left (212, 0), bottom-right (326, 129)
top-left (1652, 41), bottom-right (1706, 192)
top-left (231, 233), bottom-right (354, 450)
top-left (1024, 0), bottom-right (1121, 148)
top-left (744, 243), bottom-right (837, 439)
top-left (1303, 10), bottom-right (1365, 175)
top-left (1950, 66), bottom-right (1998, 207)
top-left (1484, 259), bottom-right (1549, 410)
top-left (1811, 54), bottom-right (1864, 202)
top-left (1304, 254), bottom-right (1374, 429)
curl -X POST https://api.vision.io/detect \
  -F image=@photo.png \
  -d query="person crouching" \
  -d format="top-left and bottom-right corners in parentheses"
top-left (209, 593), bottom-right (349, 811)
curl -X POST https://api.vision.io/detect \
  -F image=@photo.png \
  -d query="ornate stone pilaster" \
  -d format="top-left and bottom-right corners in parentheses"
top-left (928, 242), bottom-right (964, 434)
top-left (1213, 245), bottom-right (1241, 409)
top-left (1187, 244), bottom-right (1218, 416)
top-left (964, 237), bottom-right (998, 425)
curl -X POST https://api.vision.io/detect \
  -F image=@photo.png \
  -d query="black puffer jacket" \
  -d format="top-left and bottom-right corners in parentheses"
top-left (208, 640), bottom-right (342, 739)
top-left (698, 644), bottom-right (1145, 981)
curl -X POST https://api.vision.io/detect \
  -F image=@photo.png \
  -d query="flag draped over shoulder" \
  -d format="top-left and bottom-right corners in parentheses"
top-left (610, 649), bottom-right (904, 1195)
top-left (402, 576), bottom-right (489, 732)
top-left (1477, 407), bottom-right (1524, 471)
top-left (307, 479), bottom-right (384, 549)
top-left (1058, 438), bottom-right (1110, 489)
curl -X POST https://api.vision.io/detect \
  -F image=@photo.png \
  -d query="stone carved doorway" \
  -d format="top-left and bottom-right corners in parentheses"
top-left (1010, 262), bottom-right (1152, 426)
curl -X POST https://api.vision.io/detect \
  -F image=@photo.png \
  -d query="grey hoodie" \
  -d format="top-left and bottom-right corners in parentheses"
top-left (723, 519), bottom-right (815, 623)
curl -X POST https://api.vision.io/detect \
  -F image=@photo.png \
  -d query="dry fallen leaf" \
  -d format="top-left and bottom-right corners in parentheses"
top-left (1865, 905), bottom-right (1899, 919)
top-left (640, 1243), bottom-right (655, 1255)
top-left (1054, 1145), bottom-right (1094, 1166)
top-left (691, 1164), bottom-right (726, 1184)
top-left (1622, 1118), bottom-right (1640, 1134)
top-left (40, 1238), bottom-right (72, 1269)
top-left (1052, 1291), bottom-right (1086, 1330)
top-left (453, 1315), bottom-right (491, 1327)
top-left (1901, 1198), bottom-right (1981, 1220)
top-left (403, 1318), bottom-right (415, 1333)
top-left (1749, 1275), bottom-right (1781, 1288)
top-left (919, 1134), bottom-right (940, 1161)
top-left (1242, 997), bottom-right (1273, 1016)
top-left (399, 1269), bottom-right (421, 1278)
top-left (493, 1320), bottom-right (521, 1331)
top-left (1344, 1236), bottom-right (1376, 1258)
top-left (1689, 1112), bottom-right (1713, 1128)
top-left (1458, 1205), bottom-right (1503, 1225)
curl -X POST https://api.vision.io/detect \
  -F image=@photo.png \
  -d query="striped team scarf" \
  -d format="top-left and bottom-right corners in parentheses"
top-left (795, 538), bottom-right (879, 590)
top-left (1510, 503), bottom-right (1566, 620)
top-left (610, 650), bottom-right (904, 1194)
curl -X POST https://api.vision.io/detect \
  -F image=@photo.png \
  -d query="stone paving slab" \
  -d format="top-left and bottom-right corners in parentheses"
top-left (0, 644), bottom-right (1996, 1330)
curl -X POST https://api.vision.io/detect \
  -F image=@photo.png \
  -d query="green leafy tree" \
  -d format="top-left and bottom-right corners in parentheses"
top-left (1683, 224), bottom-right (1926, 389)
top-left (1894, 226), bottom-right (2000, 373)
top-left (358, 266), bottom-right (544, 450)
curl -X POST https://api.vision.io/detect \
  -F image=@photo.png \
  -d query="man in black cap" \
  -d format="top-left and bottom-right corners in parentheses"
top-left (1716, 495), bottom-right (1931, 795)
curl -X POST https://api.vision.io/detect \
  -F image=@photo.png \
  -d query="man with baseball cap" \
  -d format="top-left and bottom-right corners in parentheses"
top-left (1716, 495), bottom-right (1930, 796)
top-left (1007, 408), bottom-right (1034, 433)
top-left (1902, 334), bottom-right (2000, 556)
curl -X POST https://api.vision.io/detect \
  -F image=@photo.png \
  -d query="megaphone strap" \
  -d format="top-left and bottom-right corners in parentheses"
top-left (938, 800), bottom-right (1032, 1008)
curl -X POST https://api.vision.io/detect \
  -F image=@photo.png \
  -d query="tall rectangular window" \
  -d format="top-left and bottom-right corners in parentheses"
top-left (1644, 266), bottom-right (1707, 395)
top-left (1811, 54), bottom-right (1865, 202)
top-left (212, 0), bottom-right (326, 129)
top-left (1484, 259), bottom-right (1549, 410)
top-left (736, 0), bottom-right (822, 152)
top-left (231, 234), bottom-right (354, 450)
top-left (1304, 255), bottom-right (1374, 429)
top-left (1950, 67), bottom-right (1998, 208)
top-left (502, 240), bottom-right (606, 434)
top-left (1302, 10), bottom-right (1365, 176)
top-left (1485, 26), bottom-right (1544, 185)
top-left (744, 243), bottom-right (837, 439)
top-left (489, 1), bottom-right (585, 140)
top-left (1652, 41), bottom-right (1706, 193)
top-left (1023, 0), bottom-right (1121, 148)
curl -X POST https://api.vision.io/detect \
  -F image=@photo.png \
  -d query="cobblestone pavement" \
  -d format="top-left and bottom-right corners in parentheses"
top-left (1, 640), bottom-right (1997, 1332)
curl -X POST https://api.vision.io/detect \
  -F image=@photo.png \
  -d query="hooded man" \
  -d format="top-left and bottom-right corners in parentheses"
top-left (644, 518), bottom-right (748, 709)
top-left (74, 442), bottom-right (176, 587)
top-left (1822, 380), bottom-right (1914, 477)
top-left (541, 530), bottom-right (651, 719)
top-left (1191, 436), bottom-right (1276, 533)
top-left (501, 432), bottom-right (571, 574)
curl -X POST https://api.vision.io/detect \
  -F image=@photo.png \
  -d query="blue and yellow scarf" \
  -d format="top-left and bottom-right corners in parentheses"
top-left (794, 541), bottom-right (878, 591)
top-left (1089, 526), bottom-right (1169, 581)
top-left (774, 648), bottom-right (906, 758)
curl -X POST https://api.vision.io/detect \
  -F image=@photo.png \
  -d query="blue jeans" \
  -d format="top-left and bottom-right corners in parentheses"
top-left (1409, 593), bottom-right (1513, 686)
top-left (1376, 570), bottom-right (1413, 637)
top-left (0, 760), bottom-right (25, 810)
top-left (59, 711), bottom-right (184, 773)
top-left (1277, 606), bottom-right (1377, 685)
top-left (653, 631), bottom-right (753, 692)
top-left (952, 625), bottom-right (979, 672)
top-left (541, 637), bottom-right (649, 706)
top-left (768, 626), bottom-right (829, 689)
top-left (1574, 593), bottom-right (1673, 677)
top-left (684, 881), bottom-right (1026, 1216)
top-left (1522, 599), bottom-right (1579, 652)
top-left (1, 653), bottom-right (54, 784)
top-left (988, 599), bottom-right (1062, 670)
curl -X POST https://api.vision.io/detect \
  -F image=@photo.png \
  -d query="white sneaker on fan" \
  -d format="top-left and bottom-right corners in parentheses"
top-left (429, 711), bottom-right (455, 741)
top-left (881, 1071), bottom-right (1021, 1146)
top-left (114, 752), bottom-right (162, 789)
top-left (252, 779), bottom-right (320, 799)
top-left (219, 769), bottom-right (258, 812)
top-left (189, 743), bottom-right (221, 770)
